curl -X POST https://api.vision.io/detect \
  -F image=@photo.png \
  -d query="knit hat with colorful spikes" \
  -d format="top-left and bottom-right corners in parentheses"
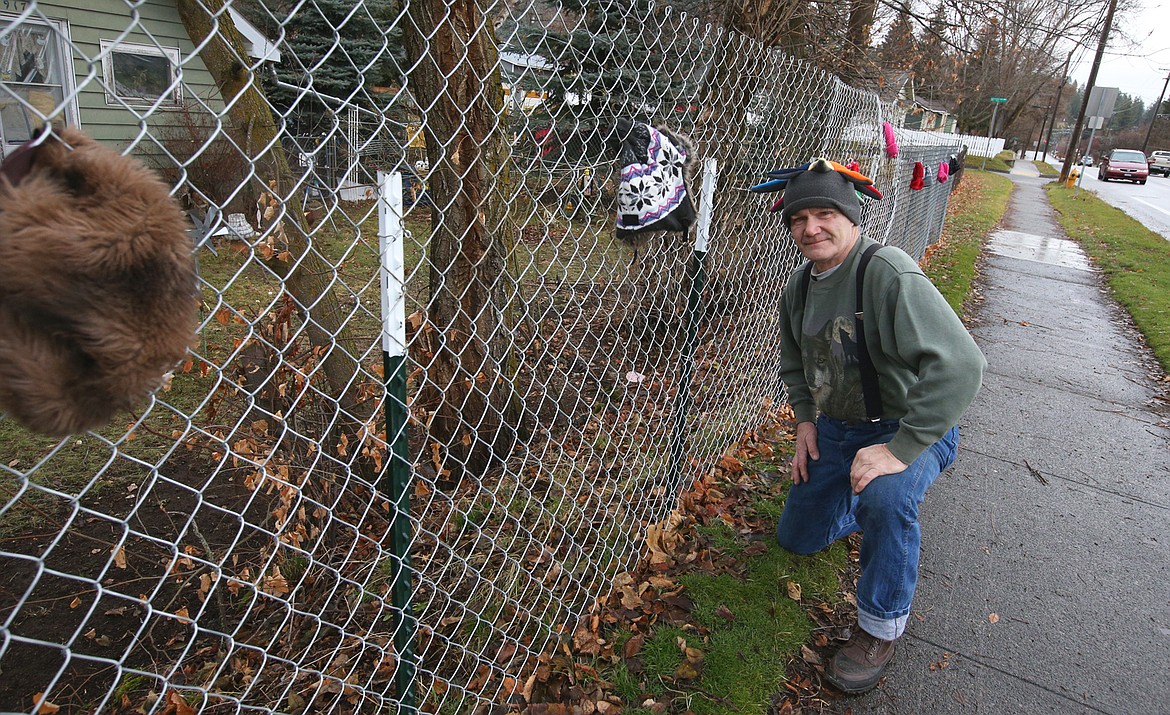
top-left (749, 157), bottom-right (882, 227)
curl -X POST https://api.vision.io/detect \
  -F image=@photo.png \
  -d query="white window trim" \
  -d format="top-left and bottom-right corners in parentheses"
top-left (0, 12), bottom-right (81, 140)
top-left (99, 39), bottom-right (183, 108)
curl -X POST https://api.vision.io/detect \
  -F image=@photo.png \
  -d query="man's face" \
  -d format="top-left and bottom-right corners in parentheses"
top-left (789, 206), bottom-right (860, 272)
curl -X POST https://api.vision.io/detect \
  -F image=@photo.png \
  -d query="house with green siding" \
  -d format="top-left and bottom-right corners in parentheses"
top-left (1, 0), bottom-right (277, 157)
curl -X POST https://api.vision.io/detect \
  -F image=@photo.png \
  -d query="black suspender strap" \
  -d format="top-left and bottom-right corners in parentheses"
top-left (854, 244), bottom-right (884, 421)
top-left (799, 244), bottom-right (885, 421)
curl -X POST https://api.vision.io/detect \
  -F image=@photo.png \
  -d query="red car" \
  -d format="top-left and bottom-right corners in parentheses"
top-left (1098, 149), bottom-right (1149, 184)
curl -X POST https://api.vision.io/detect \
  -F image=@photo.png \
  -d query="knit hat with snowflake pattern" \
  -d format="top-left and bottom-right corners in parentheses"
top-left (614, 119), bottom-right (695, 240)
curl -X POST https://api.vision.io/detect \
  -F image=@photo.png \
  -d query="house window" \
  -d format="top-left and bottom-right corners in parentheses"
top-left (100, 40), bottom-right (182, 108)
top-left (0, 13), bottom-right (78, 154)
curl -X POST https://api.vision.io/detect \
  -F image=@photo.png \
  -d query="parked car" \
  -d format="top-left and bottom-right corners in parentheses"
top-left (1098, 149), bottom-right (1149, 184)
top-left (1148, 150), bottom-right (1170, 177)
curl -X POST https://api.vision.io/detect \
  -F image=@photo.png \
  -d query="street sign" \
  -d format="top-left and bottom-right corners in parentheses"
top-left (1085, 87), bottom-right (1119, 119)
top-left (990, 97), bottom-right (1007, 103)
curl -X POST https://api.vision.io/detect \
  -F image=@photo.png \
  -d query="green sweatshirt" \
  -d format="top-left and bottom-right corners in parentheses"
top-left (779, 237), bottom-right (987, 464)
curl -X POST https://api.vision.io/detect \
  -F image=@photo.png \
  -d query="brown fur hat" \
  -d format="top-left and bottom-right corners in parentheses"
top-left (0, 127), bottom-right (197, 435)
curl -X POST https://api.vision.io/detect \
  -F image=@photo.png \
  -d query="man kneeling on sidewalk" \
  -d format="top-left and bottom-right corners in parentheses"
top-left (771, 161), bottom-right (986, 693)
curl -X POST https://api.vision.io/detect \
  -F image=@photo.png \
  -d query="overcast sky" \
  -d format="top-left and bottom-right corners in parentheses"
top-left (1070, 1), bottom-right (1170, 106)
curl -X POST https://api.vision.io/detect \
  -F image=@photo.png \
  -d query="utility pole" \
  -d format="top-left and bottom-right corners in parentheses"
top-left (981, 98), bottom-right (1006, 171)
top-left (1059, 0), bottom-right (1118, 184)
top-left (1035, 50), bottom-right (1075, 161)
top-left (1141, 69), bottom-right (1170, 154)
top-left (1033, 104), bottom-right (1050, 161)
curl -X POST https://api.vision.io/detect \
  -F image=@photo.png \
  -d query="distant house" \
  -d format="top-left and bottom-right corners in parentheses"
top-left (876, 71), bottom-right (957, 133)
top-left (1, 0), bottom-right (278, 157)
top-left (905, 97), bottom-right (956, 133)
top-left (499, 51), bottom-right (556, 114)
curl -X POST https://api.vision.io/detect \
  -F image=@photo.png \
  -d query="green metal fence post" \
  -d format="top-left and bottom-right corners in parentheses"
top-left (378, 170), bottom-right (416, 712)
top-left (670, 158), bottom-right (718, 478)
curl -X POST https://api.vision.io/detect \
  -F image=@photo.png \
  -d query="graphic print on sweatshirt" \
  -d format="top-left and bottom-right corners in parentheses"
top-left (804, 314), bottom-right (868, 421)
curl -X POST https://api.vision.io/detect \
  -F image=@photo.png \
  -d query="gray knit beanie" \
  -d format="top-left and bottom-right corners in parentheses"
top-left (781, 167), bottom-right (862, 227)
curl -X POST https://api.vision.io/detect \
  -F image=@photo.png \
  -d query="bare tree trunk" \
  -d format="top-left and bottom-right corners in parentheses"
top-left (841, 0), bottom-right (878, 84)
top-left (177, 0), bottom-right (376, 475)
top-left (402, 0), bottom-right (517, 482)
top-left (698, 0), bottom-right (809, 162)
top-left (697, 0), bottom-right (809, 289)
top-left (714, 0), bottom-right (806, 53)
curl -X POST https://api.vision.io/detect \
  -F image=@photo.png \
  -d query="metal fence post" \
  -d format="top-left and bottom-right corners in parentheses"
top-left (670, 158), bottom-right (718, 478)
top-left (378, 170), bottom-right (416, 712)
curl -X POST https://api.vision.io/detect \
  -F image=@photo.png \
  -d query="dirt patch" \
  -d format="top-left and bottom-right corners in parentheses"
top-left (0, 454), bottom-right (281, 712)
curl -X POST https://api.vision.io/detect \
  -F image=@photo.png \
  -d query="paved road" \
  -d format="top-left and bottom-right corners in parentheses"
top-left (845, 168), bottom-right (1170, 714)
top-left (1057, 160), bottom-right (1170, 241)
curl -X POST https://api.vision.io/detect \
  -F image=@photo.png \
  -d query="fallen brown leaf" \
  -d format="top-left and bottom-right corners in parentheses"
top-left (32, 694), bottom-right (60, 715)
top-left (162, 691), bottom-right (196, 715)
top-left (674, 659), bottom-right (702, 681)
top-left (800, 644), bottom-right (822, 667)
top-left (742, 541), bottom-right (768, 557)
top-left (495, 641), bottom-right (518, 664)
top-left (573, 626), bottom-right (602, 656)
top-left (622, 633), bottom-right (644, 659)
top-left (718, 454), bottom-right (744, 473)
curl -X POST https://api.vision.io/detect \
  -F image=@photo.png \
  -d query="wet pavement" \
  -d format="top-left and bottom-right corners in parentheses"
top-left (987, 229), bottom-right (1092, 271)
top-left (846, 164), bottom-right (1170, 714)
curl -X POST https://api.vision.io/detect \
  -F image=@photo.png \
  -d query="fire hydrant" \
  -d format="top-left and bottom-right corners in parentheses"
top-left (1066, 169), bottom-right (1079, 187)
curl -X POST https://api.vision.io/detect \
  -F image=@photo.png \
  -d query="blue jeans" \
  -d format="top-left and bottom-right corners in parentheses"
top-left (776, 416), bottom-right (959, 640)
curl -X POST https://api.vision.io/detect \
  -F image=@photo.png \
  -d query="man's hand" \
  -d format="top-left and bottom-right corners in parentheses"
top-left (850, 443), bottom-right (908, 494)
top-left (791, 421), bottom-right (820, 484)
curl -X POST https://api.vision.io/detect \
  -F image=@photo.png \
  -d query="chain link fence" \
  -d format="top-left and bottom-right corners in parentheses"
top-left (1, 1), bottom-right (967, 712)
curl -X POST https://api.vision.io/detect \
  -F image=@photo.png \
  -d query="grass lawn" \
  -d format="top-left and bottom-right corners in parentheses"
top-left (965, 150), bottom-right (1016, 174)
top-left (607, 525), bottom-right (850, 715)
top-left (1045, 183), bottom-right (1170, 372)
top-left (1033, 160), bottom-right (1060, 177)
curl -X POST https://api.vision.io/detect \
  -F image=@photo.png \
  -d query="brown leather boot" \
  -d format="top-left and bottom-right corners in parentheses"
top-left (825, 628), bottom-right (896, 694)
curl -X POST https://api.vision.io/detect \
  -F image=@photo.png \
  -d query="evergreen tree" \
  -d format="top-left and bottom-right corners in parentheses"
top-left (914, 1), bottom-right (956, 103)
top-left (511, 0), bottom-right (701, 156)
top-left (952, 17), bottom-right (1001, 133)
top-left (878, 3), bottom-right (917, 71)
top-left (1066, 86), bottom-right (1083, 124)
top-left (1111, 93), bottom-right (1144, 130)
top-left (267, 0), bottom-right (404, 134)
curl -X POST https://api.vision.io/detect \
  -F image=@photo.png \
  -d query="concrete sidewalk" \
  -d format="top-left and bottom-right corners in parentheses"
top-left (849, 169), bottom-right (1170, 713)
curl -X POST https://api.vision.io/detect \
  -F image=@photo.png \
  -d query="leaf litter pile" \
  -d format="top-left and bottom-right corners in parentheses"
top-left (510, 408), bottom-right (866, 715)
top-left (2, 399), bottom-right (863, 715)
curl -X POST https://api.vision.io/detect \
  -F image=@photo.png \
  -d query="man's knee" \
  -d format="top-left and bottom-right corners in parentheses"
top-left (776, 522), bottom-right (830, 555)
top-left (855, 475), bottom-right (919, 525)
